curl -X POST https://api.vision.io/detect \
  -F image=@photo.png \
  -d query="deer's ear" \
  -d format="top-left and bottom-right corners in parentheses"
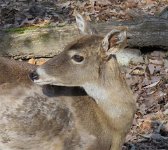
top-left (102, 29), bottom-right (127, 55)
top-left (75, 11), bottom-right (97, 35)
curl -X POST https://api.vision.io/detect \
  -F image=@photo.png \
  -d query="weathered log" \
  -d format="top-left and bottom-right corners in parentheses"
top-left (96, 17), bottom-right (168, 50)
top-left (0, 25), bottom-right (80, 59)
top-left (0, 11), bottom-right (167, 59)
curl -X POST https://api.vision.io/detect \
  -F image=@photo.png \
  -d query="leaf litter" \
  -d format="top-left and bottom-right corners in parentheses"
top-left (124, 50), bottom-right (168, 150)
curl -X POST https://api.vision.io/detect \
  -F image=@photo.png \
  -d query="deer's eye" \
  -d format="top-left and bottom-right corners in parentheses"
top-left (71, 55), bottom-right (84, 63)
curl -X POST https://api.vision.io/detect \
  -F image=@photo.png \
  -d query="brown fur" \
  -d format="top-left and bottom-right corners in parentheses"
top-left (0, 57), bottom-right (36, 86)
top-left (0, 56), bottom-right (133, 150)
top-left (0, 56), bottom-right (129, 150)
top-left (0, 31), bottom-right (136, 150)
top-left (32, 33), bottom-right (136, 149)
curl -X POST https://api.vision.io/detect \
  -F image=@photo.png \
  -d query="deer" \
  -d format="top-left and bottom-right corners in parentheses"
top-left (0, 57), bottom-right (89, 150)
top-left (0, 14), bottom-right (136, 150)
top-left (29, 13), bottom-right (136, 150)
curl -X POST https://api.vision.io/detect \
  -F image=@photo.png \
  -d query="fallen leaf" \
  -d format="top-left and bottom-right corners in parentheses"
top-left (130, 67), bottom-right (145, 75)
top-left (36, 58), bottom-right (46, 65)
top-left (90, 0), bottom-right (111, 5)
top-left (143, 80), bottom-right (160, 89)
top-left (139, 119), bottom-right (152, 132)
top-left (150, 51), bottom-right (166, 58)
top-left (163, 109), bottom-right (168, 115)
top-left (28, 58), bottom-right (36, 65)
top-left (125, 0), bottom-right (138, 9)
top-left (164, 59), bottom-right (168, 68)
top-left (146, 0), bottom-right (156, 5)
top-left (148, 64), bottom-right (155, 75)
top-left (149, 59), bottom-right (164, 65)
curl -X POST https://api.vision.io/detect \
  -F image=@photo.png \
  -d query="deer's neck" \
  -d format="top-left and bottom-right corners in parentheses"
top-left (83, 60), bottom-right (135, 120)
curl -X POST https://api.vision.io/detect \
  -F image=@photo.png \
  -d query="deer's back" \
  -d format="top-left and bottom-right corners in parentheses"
top-left (0, 85), bottom-right (112, 150)
top-left (0, 58), bottom-right (112, 150)
top-left (0, 57), bottom-right (36, 85)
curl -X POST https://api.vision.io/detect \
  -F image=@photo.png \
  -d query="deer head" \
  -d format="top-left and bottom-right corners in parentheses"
top-left (29, 13), bottom-right (127, 89)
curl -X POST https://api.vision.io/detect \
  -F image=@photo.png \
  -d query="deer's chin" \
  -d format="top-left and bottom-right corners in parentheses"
top-left (33, 79), bottom-right (54, 85)
top-left (33, 79), bottom-right (72, 87)
top-left (32, 78), bottom-right (58, 86)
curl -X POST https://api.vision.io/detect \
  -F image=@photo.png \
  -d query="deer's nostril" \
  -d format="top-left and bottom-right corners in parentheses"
top-left (29, 70), bottom-right (39, 81)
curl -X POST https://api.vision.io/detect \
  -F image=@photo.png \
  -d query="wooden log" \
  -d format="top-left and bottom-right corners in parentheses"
top-left (95, 17), bottom-right (168, 50)
top-left (0, 25), bottom-right (80, 59)
top-left (0, 12), bottom-right (167, 59)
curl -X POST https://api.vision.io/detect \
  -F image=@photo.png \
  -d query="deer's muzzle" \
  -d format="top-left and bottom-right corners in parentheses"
top-left (29, 70), bottom-right (39, 81)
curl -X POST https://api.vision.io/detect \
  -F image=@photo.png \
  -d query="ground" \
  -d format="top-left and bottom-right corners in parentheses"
top-left (0, 0), bottom-right (168, 149)
top-left (124, 50), bottom-right (168, 150)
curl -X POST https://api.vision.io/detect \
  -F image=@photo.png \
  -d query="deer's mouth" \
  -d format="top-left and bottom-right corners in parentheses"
top-left (29, 68), bottom-right (56, 85)
top-left (29, 68), bottom-right (73, 86)
top-left (29, 70), bottom-right (67, 86)
top-left (34, 80), bottom-right (67, 86)
top-left (33, 80), bottom-right (53, 85)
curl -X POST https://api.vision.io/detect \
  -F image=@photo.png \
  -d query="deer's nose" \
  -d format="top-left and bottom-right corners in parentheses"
top-left (29, 70), bottom-right (39, 81)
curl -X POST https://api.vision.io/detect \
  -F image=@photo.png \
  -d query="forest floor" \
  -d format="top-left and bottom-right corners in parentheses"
top-left (0, 0), bottom-right (168, 149)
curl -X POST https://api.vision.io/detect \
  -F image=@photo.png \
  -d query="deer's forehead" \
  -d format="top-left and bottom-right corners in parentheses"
top-left (67, 48), bottom-right (97, 57)
top-left (64, 35), bottom-right (103, 52)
